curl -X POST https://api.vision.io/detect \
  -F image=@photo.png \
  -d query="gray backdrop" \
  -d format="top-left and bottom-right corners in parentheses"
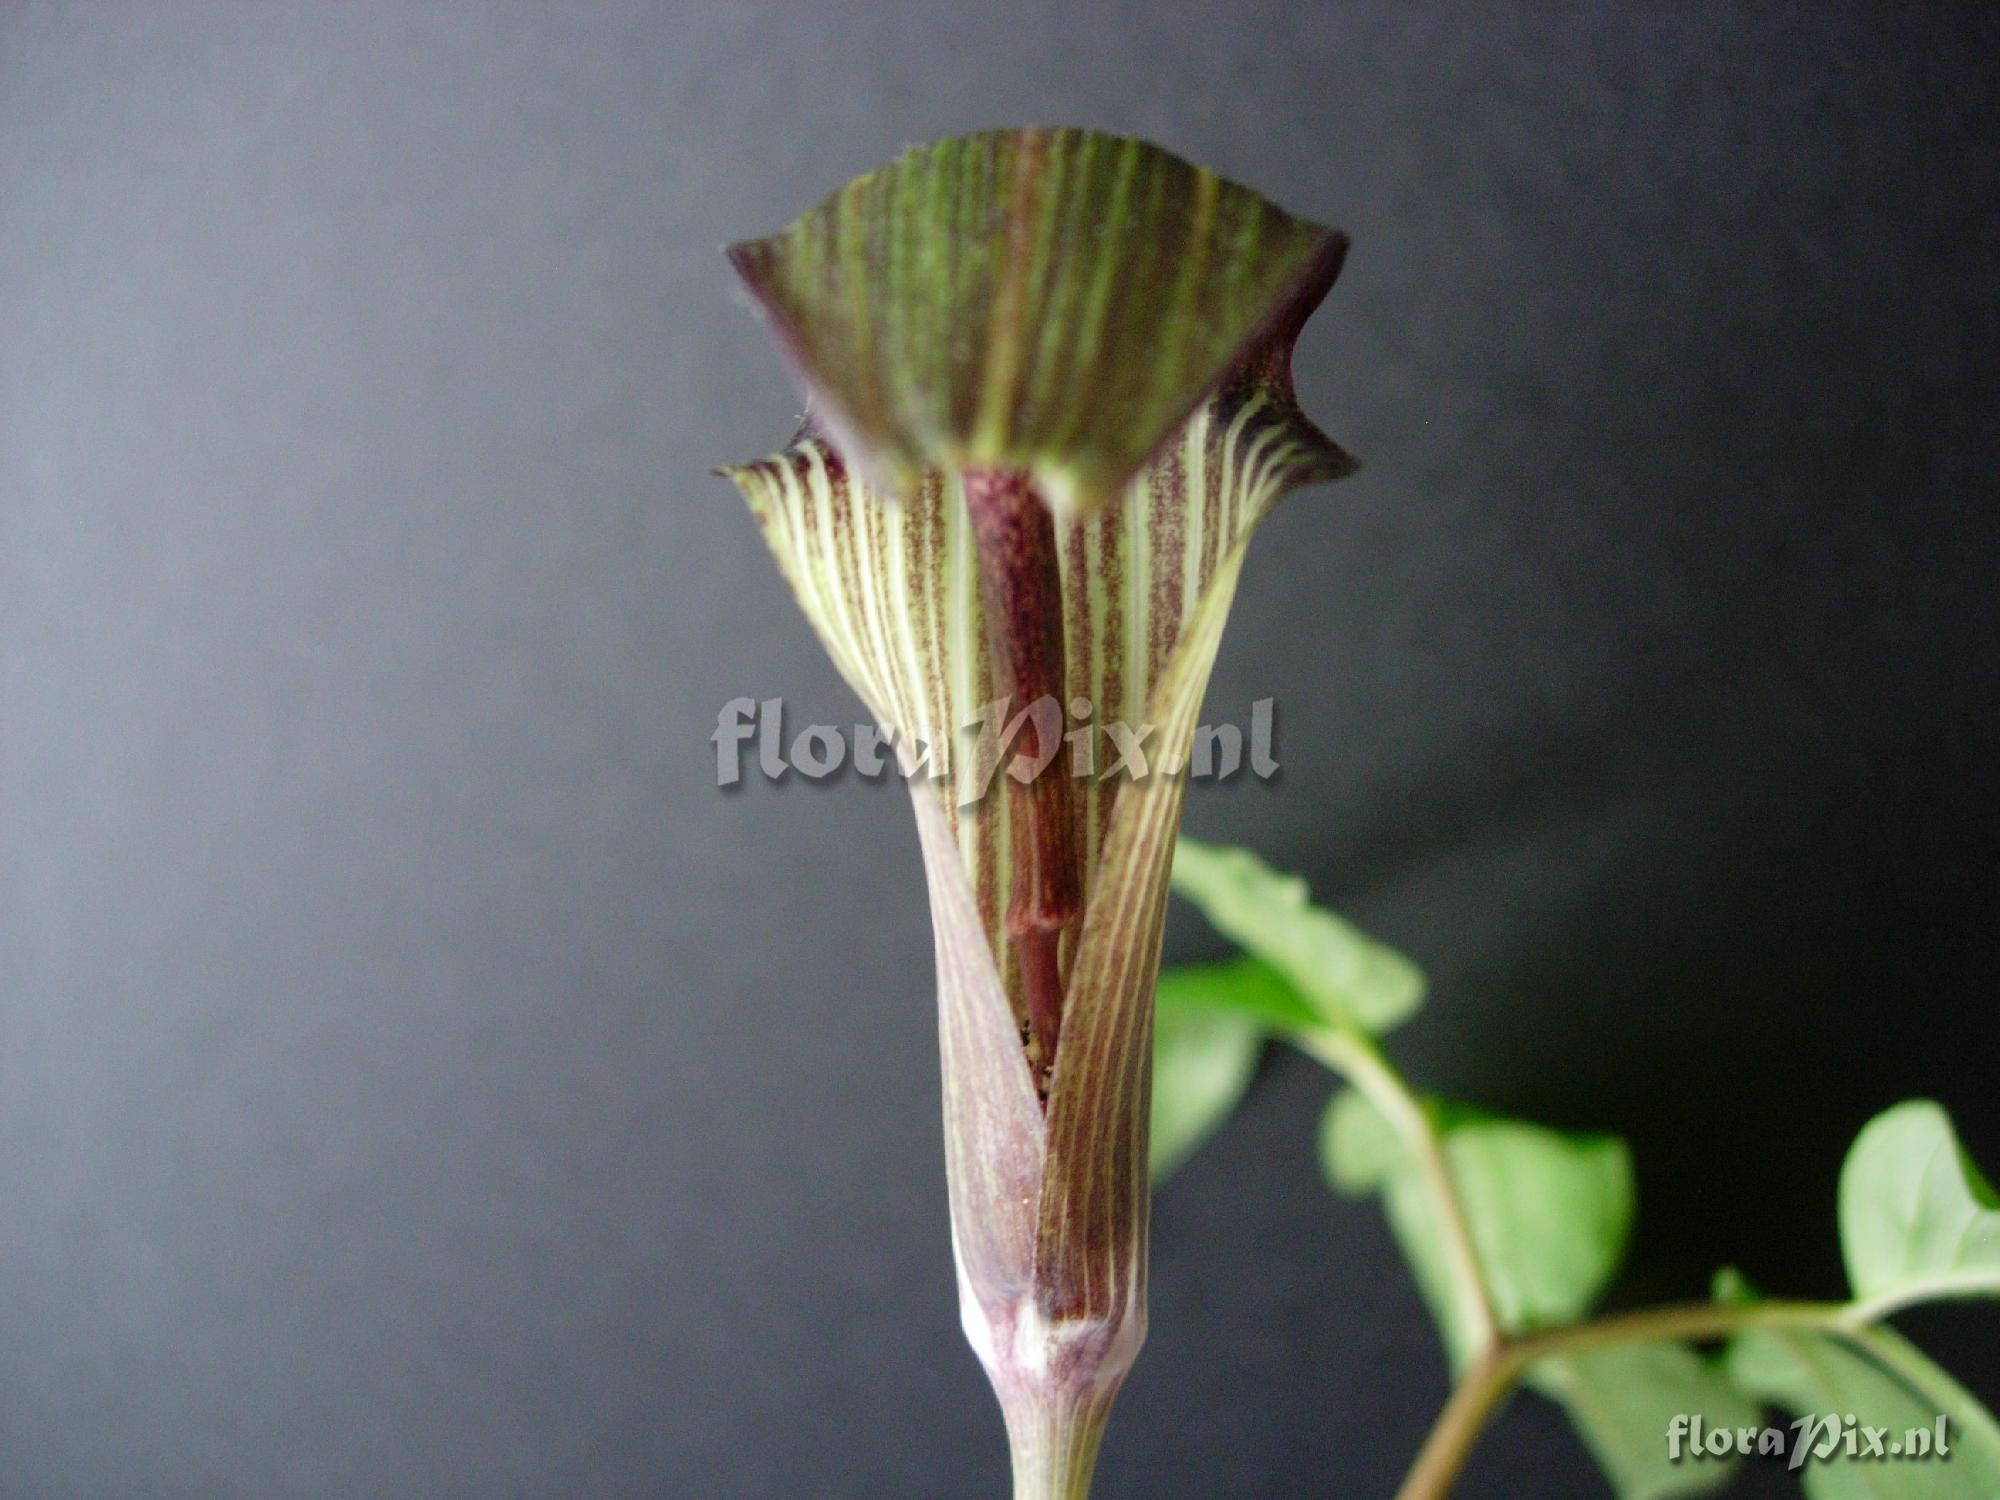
top-left (3, 4), bottom-right (1995, 1497)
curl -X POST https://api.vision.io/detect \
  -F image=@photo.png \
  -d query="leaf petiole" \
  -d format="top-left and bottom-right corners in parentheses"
top-left (1299, 1026), bottom-right (1502, 1362)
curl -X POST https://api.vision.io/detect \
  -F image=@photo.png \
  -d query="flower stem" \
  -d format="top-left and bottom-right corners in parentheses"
top-left (998, 1384), bottom-right (1115, 1500)
top-left (972, 1295), bottom-right (1140, 1500)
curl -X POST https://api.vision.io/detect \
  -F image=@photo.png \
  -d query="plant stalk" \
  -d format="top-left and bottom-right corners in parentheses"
top-left (968, 1287), bottom-right (1142, 1500)
top-left (1392, 1299), bottom-right (1856, 1500)
top-left (996, 1381), bottom-right (1116, 1500)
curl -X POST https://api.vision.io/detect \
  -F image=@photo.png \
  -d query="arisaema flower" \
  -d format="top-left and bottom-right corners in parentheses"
top-left (721, 128), bottom-right (1354, 1499)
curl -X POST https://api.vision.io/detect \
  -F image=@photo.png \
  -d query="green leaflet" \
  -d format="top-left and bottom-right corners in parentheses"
top-left (1848, 1324), bottom-right (2000, 1478)
top-left (1724, 1101), bottom-right (2000, 1498)
top-left (1839, 1100), bottom-right (2000, 1310)
top-left (1152, 955), bottom-right (1322, 1035)
top-left (1715, 1267), bottom-right (2000, 1495)
top-left (1170, 838), bottom-right (1425, 1035)
top-left (728, 129), bottom-right (1350, 523)
top-left (1323, 1090), bottom-right (1634, 1369)
top-left (1528, 1342), bottom-right (1757, 1500)
top-left (1727, 1328), bottom-right (2000, 1499)
top-left (1149, 970), bottom-right (1268, 1183)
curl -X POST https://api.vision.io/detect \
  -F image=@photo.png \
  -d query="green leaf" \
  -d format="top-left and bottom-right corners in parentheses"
top-left (1528, 1341), bottom-right (1759, 1500)
top-left (1727, 1327), bottom-right (2000, 1499)
top-left (1449, 1115), bottom-right (1635, 1336)
top-left (1149, 955), bottom-right (1321, 1033)
top-left (1854, 1324), bottom-right (2000, 1479)
top-left (1321, 1090), bottom-right (1635, 1368)
top-left (1170, 840), bottom-right (1425, 1035)
top-left (1149, 985), bottom-right (1264, 1182)
top-left (1320, 1083), bottom-right (1408, 1191)
top-left (727, 129), bottom-right (1352, 522)
top-left (1839, 1100), bottom-right (2000, 1309)
top-left (1711, 1266), bottom-right (1758, 1306)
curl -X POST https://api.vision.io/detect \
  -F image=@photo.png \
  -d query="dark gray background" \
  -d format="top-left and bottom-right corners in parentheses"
top-left (3, 4), bottom-right (1995, 1496)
